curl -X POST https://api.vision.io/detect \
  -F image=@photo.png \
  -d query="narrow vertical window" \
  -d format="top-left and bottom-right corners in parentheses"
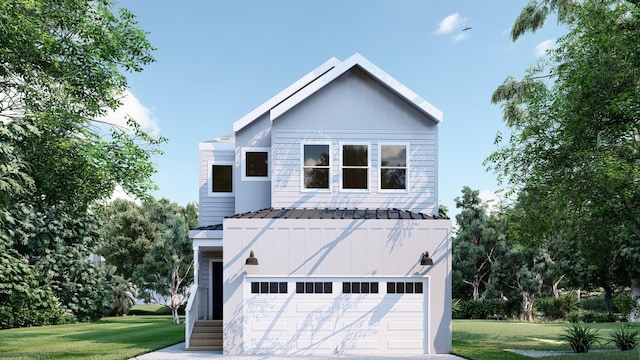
top-left (380, 145), bottom-right (407, 190)
top-left (303, 144), bottom-right (330, 189)
top-left (342, 144), bottom-right (368, 190)
top-left (212, 164), bottom-right (233, 193)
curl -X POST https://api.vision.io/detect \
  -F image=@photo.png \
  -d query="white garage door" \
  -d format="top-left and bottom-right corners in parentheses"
top-left (242, 277), bottom-right (427, 355)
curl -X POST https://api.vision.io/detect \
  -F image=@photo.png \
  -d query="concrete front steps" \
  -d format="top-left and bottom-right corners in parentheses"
top-left (187, 320), bottom-right (222, 351)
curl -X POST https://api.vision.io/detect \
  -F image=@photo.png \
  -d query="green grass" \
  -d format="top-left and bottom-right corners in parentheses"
top-left (453, 320), bottom-right (640, 360)
top-left (0, 316), bottom-right (184, 360)
top-left (128, 304), bottom-right (172, 316)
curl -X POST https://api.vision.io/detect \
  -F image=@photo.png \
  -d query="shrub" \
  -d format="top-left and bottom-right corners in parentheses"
top-left (614, 294), bottom-right (638, 320)
top-left (538, 294), bottom-right (579, 321)
top-left (609, 324), bottom-right (639, 351)
top-left (561, 323), bottom-right (600, 353)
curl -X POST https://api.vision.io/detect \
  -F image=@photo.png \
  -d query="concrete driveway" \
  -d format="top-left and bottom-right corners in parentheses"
top-left (131, 343), bottom-right (466, 360)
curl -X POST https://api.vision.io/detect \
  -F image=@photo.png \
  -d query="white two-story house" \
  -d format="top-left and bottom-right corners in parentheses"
top-left (187, 54), bottom-right (452, 356)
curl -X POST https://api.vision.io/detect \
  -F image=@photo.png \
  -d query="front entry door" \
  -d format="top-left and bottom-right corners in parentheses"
top-left (211, 261), bottom-right (223, 320)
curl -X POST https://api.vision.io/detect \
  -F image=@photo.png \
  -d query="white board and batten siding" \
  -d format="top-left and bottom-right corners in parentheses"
top-left (270, 67), bottom-right (439, 214)
top-left (222, 217), bottom-right (452, 355)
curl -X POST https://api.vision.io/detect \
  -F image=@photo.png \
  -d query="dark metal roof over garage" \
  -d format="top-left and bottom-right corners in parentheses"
top-left (195, 208), bottom-right (444, 230)
top-left (232, 207), bottom-right (441, 220)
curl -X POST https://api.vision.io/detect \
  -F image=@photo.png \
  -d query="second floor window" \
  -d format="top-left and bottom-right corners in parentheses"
top-left (211, 164), bottom-right (233, 193)
top-left (341, 144), bottom-right (368, 190)
top-left (242, 148), bottom-right (270, 180)
top-left (303, 144), bottom-right (330, 189)
top-left (380, 144), bottom-right (407, 190)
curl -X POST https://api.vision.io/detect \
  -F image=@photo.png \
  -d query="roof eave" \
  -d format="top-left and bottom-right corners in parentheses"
top-left (232, 57), bottom-right (341, 133)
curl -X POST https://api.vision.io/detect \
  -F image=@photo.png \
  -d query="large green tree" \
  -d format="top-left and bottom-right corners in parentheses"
top-left (0, 0), bottom-right (162, 326)
top-left (488, 0), bottom-right (640, 315)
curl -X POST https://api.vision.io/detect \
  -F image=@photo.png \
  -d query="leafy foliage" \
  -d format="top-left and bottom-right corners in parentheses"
top-left (488, 0), bottom-right (640, 301)
top-left (609, 324), bottom-right (639, 351)
top-left (561, 323), bottom-right (600, 353)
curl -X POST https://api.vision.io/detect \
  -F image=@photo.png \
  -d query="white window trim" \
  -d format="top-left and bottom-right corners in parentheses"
top-left (241, 147), bottom-right (270, 181)
top-left (300, 142), bottom-right (332, 192)
top-left (378, 142), bottom-right (410, 193)
top-left (339, 142), bottom-right (370, 192)
top-left (207, 160), bottom-right (234, 196)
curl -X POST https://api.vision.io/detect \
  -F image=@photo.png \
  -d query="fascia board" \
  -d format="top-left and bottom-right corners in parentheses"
top-left (271, 53), bottom-right (444, 124)
top-left (232, 57), bottom-right (341, 133)
top-left (199, 141), bottom-right (235, 151)
top-left (189, 229), bottom-right (223, 240)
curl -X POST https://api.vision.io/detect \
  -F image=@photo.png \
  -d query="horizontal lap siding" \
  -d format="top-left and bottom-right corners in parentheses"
top-left (271, 129), bottom-right (437, 213)
top-left (199, 147), bottom-right (235, 226)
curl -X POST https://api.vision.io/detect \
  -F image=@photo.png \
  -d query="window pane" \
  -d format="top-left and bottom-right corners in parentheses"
top-left (381, 145), bottom-right (406, 167)
top-left (251, 282), bottom-right (259, 294)
top-left (305, 282), bottom-right (314, 293)
top-left (371, 282), bottom-right (379, 293)
top-left (397, 283), bottom-right (405, 294)
top-left (296, 282), bottom-right (304, 293)
top-left (415, 282), bottom-right (423, 294)
top-left (246, 152), bottom-right (268, 177)
top-left (260, 282), bottom-right (269, 294)
top-left (324, 282), bottom-right (332, 294)
top-left (343, 282), bottom-right (351, 294)
top-left (387, 282), bottom-right (395, 294)
top-left (304, 145), bottom-right (329, 166)
top-left (406, 282), bottom-right (414, 294)
top-left (279, 282), bottom-right (288, 294)
top-left (381, 168), bottom-right (406, 189)
top-left (343, 145), bottom-right (367, 166)
top-left (343, 168), bottom-right (367, 189)
top-left (352, 282), bottom-right (361, 294)
top-left (361, 282), bottom-right (370, 294)
top-left (270, 282), bottom-right (278, 293)
top-left (212, 165), bottom-right (233, 192)
top-left (304, 168), bottom-right (329, 188)
top-left (315, 282), bottom-right (323, 293)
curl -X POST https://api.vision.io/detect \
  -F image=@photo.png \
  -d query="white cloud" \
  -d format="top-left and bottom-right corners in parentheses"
top-left (535, 39), bottom-right (556, 57)
top-left (99, 90), bottom-right (160, 136)
top-left (434, 13), bottom-right (465, 35)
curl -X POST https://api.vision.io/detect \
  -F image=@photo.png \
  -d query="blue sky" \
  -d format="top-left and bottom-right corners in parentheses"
top-left (115, 0), bottom-right (564, 219)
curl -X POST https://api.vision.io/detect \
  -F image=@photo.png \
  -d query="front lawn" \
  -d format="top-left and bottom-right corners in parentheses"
top-left (453, 320), bottom-right (640, 360)
top-left (0, 316), bottom-right (184, 360)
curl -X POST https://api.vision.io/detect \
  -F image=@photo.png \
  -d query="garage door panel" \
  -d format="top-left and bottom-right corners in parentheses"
top-left (251, 321), bottom-right (288, 331)
top-left (244, 278), bottom-right (427, 355)
top-left (387, 321), bottom-right (423, 331)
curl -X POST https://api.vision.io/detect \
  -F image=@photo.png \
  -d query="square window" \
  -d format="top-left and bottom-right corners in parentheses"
top-left (212, 165), bottom-right (233, 192)
top-left (343, 169), bottom-right (368, 189)
top-left (387, 282), bottom-right (396, 294)
top-left (279, 282), bottom-right (288, 294)
top-left (352, 282), bottom-right (361, 294)
top-left (371, 282), bottom-right (379, 293)
top-left (303, 145), bottom-right (330, 189)
top-left (415, 282), bottom-right (423, 294)
top-left (296, 282), bottom-right (304, 294)
top-left (305, 282), bottom-right (314, 294)
top-left (251, 282), bottom-right (259, 294)
top-left (397, 283), bottom-right (405, 294)
top-left (270, 282), bottom-right (278, 293)
top-left (343, 282), bottom-right (351, 294)
top-left (260, 282), bottom-right (269, 294)
top-left (324, 282), bottom-right (332, 294)
top-left (246, 151), bottom-right (268, 177)
top-left (315, 282), bottom-right (323, 293)
top-left (361, 282), bottom-right (370, 294)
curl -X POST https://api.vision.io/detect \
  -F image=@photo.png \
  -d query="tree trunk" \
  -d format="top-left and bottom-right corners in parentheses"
top-left (522, 292), bottom-right (535, 322)
top-left (552, 275), bottom-right (564, 298)
top-left (631, 281), bottom-right (640, 322)
top-left (171, 305), bottom-right (180, 324)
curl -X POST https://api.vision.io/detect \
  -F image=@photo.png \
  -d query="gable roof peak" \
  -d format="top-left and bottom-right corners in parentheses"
top-left (233, 54), bottom-right (442, 133)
